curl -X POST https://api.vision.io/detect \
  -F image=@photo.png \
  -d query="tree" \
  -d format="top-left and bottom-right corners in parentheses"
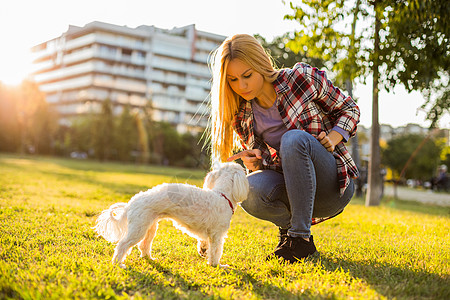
top-left (20, 81), bottom-right (58, 154)
top-left (284, 0), bottom-right (449, 205)
top-left (115, 105), bottom-right (137, 161)
top-left (0, 83), bottom-right (20, 152)
top-left (67, 116), bottom-right (93, 154)
top-left (135, 112), bottom-right (150, 164)
top-left (0, 80), bottom-right (58, 154)
top-left (382, 133), bottom-right (442, 182)
top-left (380, 0), bottom-right (450, 128)
top-left (92, 99), bottom-right (115, 160)
top-left (158, 122), bottom-right (187, 165)
top-left (255, 33), bottom-right (325, 69)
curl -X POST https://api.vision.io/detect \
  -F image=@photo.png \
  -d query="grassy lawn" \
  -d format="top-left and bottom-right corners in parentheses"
top-left (0, 153), bottom-right (449, 299)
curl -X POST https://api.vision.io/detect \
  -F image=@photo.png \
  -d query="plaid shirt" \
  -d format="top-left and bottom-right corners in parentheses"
top-left (232, 63), bottom-right (360, 225)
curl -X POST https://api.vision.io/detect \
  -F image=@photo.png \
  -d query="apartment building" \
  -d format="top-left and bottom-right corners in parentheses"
top-left (30, 21), bottom-right (226, 133)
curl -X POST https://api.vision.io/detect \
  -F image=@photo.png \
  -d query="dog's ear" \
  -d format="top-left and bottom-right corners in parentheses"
top-left (203, 169), bottom-right (218, 190)
top-left (231, 169), bottom-right (249, 202)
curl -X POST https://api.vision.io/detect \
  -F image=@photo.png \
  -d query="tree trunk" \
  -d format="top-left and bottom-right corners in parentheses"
top-left (348, 0), bottom-right (363, 197)
top-left (346, 80), bottom-right (363, 197)
top-left (365, 3), bottom-right (383, 206)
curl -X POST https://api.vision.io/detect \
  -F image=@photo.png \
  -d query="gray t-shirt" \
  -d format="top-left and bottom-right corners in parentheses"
top-left (252, 100), bottom-right (288, 150)
top-left (252, 99), bottom-right (351, 150)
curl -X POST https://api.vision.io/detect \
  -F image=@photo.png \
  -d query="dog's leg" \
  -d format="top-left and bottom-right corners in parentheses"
top-left (138, 221), bottom-right (158, 260)
top-left (112, 221), bottom-right (150, 269)
top-left (197, 239), bottom-right (208, 258)
top-left (207, 234), bottom-right (226, 267)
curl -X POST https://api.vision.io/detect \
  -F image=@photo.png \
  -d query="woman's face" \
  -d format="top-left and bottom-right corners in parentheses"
top-left (226, 58), bottom-right (264, 101)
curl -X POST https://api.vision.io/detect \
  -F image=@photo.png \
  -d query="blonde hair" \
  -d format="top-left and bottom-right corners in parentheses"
top-left (208, 34), bottom-right (278, 163)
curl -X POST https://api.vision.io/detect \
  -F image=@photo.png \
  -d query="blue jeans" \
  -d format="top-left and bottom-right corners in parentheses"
top-left (240, 130), bottom-right (354, 239)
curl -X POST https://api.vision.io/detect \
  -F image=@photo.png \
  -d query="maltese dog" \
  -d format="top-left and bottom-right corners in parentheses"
top-left (94, 162), bottom-right (249, 268)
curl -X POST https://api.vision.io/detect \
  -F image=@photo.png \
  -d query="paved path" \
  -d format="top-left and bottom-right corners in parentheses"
top-left (384, 185), bottom-right (450, 207)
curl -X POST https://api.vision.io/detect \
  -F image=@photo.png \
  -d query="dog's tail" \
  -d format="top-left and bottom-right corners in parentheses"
top-left (94, 202), bottom-right (128, 243)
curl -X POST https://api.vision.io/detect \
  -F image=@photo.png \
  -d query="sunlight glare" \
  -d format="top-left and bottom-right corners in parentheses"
top-left (0, 48), bottom-right (33, 86)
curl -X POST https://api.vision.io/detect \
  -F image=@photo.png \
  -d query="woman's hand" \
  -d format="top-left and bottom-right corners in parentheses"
top-left (227, 149), bottom-right (262, 171)
top-left (314, 131), bottom-right (343, 153)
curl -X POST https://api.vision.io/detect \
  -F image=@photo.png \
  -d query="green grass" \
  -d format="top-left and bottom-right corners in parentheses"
top-left (0, 153), bottom-right (449, 299)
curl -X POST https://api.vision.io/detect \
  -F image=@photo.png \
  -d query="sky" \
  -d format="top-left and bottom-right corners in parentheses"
top-left (0, 0), bottom-right (448, 129)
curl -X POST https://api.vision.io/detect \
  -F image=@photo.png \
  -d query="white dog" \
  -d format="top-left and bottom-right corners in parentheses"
top-left (94, 162), bottom-right (249, 268)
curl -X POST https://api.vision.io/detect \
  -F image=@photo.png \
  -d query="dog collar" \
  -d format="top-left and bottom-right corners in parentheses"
top-left (220, 193), bottom-right (234, 214)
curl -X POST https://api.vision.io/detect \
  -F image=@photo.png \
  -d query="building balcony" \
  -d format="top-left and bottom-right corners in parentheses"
top-left (34, 60), bottom-right (146, 84)
top-left (150, 70), bottom-right (186, 86)
top-left (94, 34), bottom-right (147, 52)
top-left (64, 47), bottom-right (96, 65)
top-left (185, 86), bottom-right (208, 102)
top-left (39, 75), bottom-right (93, 93)
top-left (152, 55), bottom-right (193, 73)
top-left (152, 42), bottom-right (190, 60)
top-left (55, 32), bottom-right (147, 55)
top-left (152, 88), bottom-right (185, 98)
top-left (196, 39), bottom-right (221, 52)
top-left (46, 88), bottom-right (148, 107)
top-left (186, 62), bottom-right (210, 77)
top-left (151, 96), bottom-right (208, 115)
top-left (192, 52), bottom-right (210, 64)
top-left (93, 77), bottom-right (147, 93)
top-left (38, 73), bottom-right (147, 94)
top-left (186, 77), bottom-right (210, 89)
top-left (34, 62), bottom-right (95, 83)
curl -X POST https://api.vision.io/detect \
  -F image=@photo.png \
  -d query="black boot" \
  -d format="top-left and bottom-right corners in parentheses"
top-left (273, 235), bottom-right (317, 263)
top-left (276, 228), bottom-right (289, 248)
top-left (266, 228), bottom-right (289, 261)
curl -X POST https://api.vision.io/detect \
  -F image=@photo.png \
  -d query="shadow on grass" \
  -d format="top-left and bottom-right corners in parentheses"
top-left (126, 262), bottom-right (209, 298)
top-left (313, 254), bottom-right (450, 299)
top-left (227, 268), bottom-right (315, 299)
top-left (126, 260), bottom-right (300, 299)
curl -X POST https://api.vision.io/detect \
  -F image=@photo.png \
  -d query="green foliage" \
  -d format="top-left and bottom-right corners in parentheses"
top-left (284, 0), bottom-right (370, 86)
top-left (382, 133), bottom-right (443, 180)
top-left (150, 122), bottom-right (208, 168)
top-left (135, 113), bottom-right (150, 164)
top-left (254, 33), bottom-right (325, 69)
top-left (91, 99), bottom-right (115, 161)
top-left (0, 83), bottom-right (208, 168)
top-left (0, 81), bottom-right (58, 154)
top-left (66, 116), bottom-right (95, 153)
top-left (379, 0), bottom-right (450, 127)
top-left (116, 105), bottom-right (138, 161)
top-left (0, 154), bottom-right (449, 299)
top-left (284, 0), bottom-right (449, 125)
top-left (0, 83), bottom-right (20, 152)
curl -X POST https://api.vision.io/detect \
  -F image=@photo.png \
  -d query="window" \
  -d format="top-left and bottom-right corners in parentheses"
top-left (122, 48), bottom-right (132, 56)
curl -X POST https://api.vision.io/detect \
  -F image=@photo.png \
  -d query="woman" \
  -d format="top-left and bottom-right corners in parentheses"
top-left (208, 34), bottom-right (360, 263)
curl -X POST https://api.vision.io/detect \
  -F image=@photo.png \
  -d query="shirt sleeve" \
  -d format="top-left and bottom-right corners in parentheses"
top-left (332, 126), bottom-right (350, 142)
top-left (294, 63), bottom-right (360, 138)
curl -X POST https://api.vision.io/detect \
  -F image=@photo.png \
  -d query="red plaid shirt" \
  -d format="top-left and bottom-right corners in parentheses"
top-left (232, 63), bottom-right (360, 225)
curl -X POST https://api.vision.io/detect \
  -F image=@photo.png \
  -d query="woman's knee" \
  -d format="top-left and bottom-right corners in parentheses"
top-left (280, 130), bottom-right (313, 157)
top-left (241, 188), bottom-right (291, 227)
top-left (240, 196), bottom-right (259, 217)
top-left (241, 171), bottom-right (288, 220)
